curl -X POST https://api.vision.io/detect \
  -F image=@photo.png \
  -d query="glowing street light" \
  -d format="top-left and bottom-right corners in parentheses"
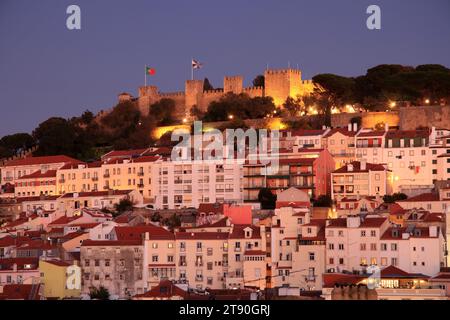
top-left (425, 99), bottom-right (430, 104)
top-left (228, 114), bottom-right (234, 120)
top-left (390, 101), bottom-right (396, 108)
top-left (182, 118), bottom-right (188, 123)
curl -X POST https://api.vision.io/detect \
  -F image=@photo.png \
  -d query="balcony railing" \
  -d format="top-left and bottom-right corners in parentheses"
top-left (137, 183), bottom-right (144, 188)
top-left (58, 179), bottom-right (65, 184)
top-left (137, 172), bottom-right (144, 176)
top-left (91, 176), bottom-right (99, 181)
top-left (103, 173), bottom-right (110, 178)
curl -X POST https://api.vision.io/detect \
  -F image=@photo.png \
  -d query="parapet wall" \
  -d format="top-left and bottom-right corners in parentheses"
top-left (331, 112), bottom-right (400, 129)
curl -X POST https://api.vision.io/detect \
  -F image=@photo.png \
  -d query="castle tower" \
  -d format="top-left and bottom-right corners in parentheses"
top-left (138, 86), bottom-right (159, 116)
top-left (224, 76), bottom-right (243, 94)
top-left (185, 80), bottom-right (204, 115)
top-left (264, 68), bottom-right (303, 106)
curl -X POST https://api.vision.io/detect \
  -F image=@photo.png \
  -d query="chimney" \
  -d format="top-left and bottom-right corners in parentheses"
top-left (353, 122), bottom-right (358, 132)
top-left (360, 159), bottom-right (367, 171)
top-left (348, 123), bottom-right (352, 131)
top-left (384, 123), bottom-right (389, 131)
top-left (429, 226), bottom-right (438, 237)
top-left (347, 164), bottom-right (353, 172)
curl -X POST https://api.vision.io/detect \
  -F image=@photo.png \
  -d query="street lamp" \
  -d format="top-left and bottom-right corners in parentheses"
top-left (228, 115), bottom-right (234, 120)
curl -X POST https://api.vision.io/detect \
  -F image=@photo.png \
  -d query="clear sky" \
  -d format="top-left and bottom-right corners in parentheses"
top-left (1, 0), bottom-right (450, 136)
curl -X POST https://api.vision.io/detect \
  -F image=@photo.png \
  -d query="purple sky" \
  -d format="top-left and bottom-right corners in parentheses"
top-left (1, 0), bottom-right (450, 136)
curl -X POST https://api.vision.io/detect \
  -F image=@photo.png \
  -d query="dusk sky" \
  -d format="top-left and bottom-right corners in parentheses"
top-left (1, 0), bottom-right (450, 136)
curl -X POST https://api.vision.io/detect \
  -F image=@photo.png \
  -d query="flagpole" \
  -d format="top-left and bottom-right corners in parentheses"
top-left (191, 58), bottom-right (194, 80)
top-left (145, 64), bottom-right (147, 87)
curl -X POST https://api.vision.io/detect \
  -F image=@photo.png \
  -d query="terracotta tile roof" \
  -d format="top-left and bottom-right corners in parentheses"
top-left (81, 239), bottom-right (142, 246)
top-left (115, 225), bottom-right (175, 241)
top-left (356, 130), bottom-right (386, 137)
top-left (59, 161), bottom-right (103, 170)
top-left (385, 129), bottom-right (430, 139)
top-left (61, 231), bottom-right (88, 241)
top-left (132, 156), bottom-right (161, 163)
top-left (289, 129), bottom-right (327, 137)
top-left (189, 217), bottom-right (231, 229)
top-left (0, 258), bottom-right (39, 270)
top-left (133, 280), bottom-right (188, 299)
top-left (102, 148), bottom-right (149, 159)
top-left (326, 217), bottom-right (387, 228)
top-left (323, 128), bottom-right (357, 138)
top-left (229, 225), bottom-right (261, 239)
top-left (333, 161), bottom-right (387, 173)
top-left (399, 193), bottom-right (440, 202)
top-left (175, 231), bottom-right (229, 240)
top-left (41, 259), bottom-right (72, 267)
top-left (278, 158), bottom-right (316, 165)
top-left (48, 215), bottom-right (82, 226)
top-left (198, 203), bottom-right (224, 215)
top-left (0, 284), bottom-right (41, 300)
top-left (430, 273), bottom-right (450, 281)
top-left (15, 195), bottom-right (60, 203)
top-left (18, 170), bottom-right (57, 180)
top-left (3, 155), bottom-right (81, 167)
top-left (380, 227), bottom-right (435, 240)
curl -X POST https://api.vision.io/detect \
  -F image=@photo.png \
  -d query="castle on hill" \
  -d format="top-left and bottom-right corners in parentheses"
top-left (117, 68), bottom-right (316, 120)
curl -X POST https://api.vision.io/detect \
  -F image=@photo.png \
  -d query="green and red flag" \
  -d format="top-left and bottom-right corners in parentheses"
top-left (146, 66), bottom-right (156, 75)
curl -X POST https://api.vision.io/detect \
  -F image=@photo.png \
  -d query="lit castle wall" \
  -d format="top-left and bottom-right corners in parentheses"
top-left (119, 68), bottom-right (315, 120)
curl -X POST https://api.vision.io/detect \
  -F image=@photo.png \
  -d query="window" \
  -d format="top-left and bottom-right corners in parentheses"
top-left (391, 243), bottom-right (397, 251)
top-left (329, 258), bottom-right (334, 264)
top-left (309, 252), bottom-right (315, 261)
top-left (361, 231), bottom-right (366, 237)
top-left (370, 230), bottom-right (376, 237)
top-left (328, 243), bottom-right (334, 250)
top-left (338, 244), bottom-right (344, 250)
top-left (360, 243), bottom-right (366, 251)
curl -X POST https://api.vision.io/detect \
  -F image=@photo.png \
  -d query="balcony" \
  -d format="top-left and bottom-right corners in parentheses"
top-left (137, 172), bottom-right (144, 177)
top-left (137, 183), bottom-right (144, 188)
top-left (58, 179), bottom-right (65, 184)
top-left (103, 186), bottom-right (110, 190)
top-left (3, 177), bottom-right (13, 182)
top-left (103, 173), bottom-right (110, 178)
top-left (195, 262), bottom-right (204, 267)
top-left (178, 261), bottom-right (187, 267)
top-left (195, 276), bottom-right (203, 282)
top-left (91, 176), bottom-right (99, 182)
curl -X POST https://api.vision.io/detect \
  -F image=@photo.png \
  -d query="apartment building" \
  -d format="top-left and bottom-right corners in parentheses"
top-left (322, 125), bottom-right (359, 168)
top-left (331, 160), bottom-right (392, 200)
top-left (152, 159), bottom-right (243, 210)
top-left (0, 155), bottom-right (81, 186)
top-left (80, 239), bottom-right (146, 299)
top-left (14, 169), bottom-right (57, 197)
top-left (243, 150), bottom-right (334, 202)
top-left (325, 215), bottom-right (445, 276)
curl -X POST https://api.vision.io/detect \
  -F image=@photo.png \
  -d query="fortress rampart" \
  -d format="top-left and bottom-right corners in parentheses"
top-left (119, 68), bottom-right (316, 119)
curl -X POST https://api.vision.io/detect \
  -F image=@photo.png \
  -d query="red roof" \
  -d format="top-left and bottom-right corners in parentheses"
top-left (18, 170), bottom-right (57, 180)
top-left (323, 128), bottom-right (357, 138)
top-left (81, 239), bottom-right (142, 246)
top-left (41, 259), bottom-right (72, 267)
top-left (133, 280), bottom-right (187, 299)
top-left (198, 203), bottom-right (224, 215)
top-left (115, 225), bottom-right (175, 241)
top-left (385, 129), bottom-right (430, 139)
top-left (48, 215), bottom-right (82, 226)
top-left (0, 258), bottom-right (39, 270)
top-left (356, 130), bottom-right (386, 137)
top-left (229, 225), bottom-right (261, 239)
top-left (3, 155), bottom-right (80, 167)
top-left (102, 148), bottom-right (149, 159)
top-left (333, 161), bottom-right (387, 173)
top-left (175, 231), bottom-right (229, 240)
top-left (0, 284), bottom-right (41, 300)
top-left (398, 193), bottom-right (440, 202)
top-left (326, 217), bottom-right (387, 228)
top-left (381, 227), bottom-right (435, 240)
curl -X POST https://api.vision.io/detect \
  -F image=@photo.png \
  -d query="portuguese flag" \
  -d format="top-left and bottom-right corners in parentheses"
top-left (146, 66), bottom-right (156, 75)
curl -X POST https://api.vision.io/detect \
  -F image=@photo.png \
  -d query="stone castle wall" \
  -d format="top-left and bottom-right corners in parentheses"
top-left (130, 68), bottom-right (315, 120)
top-left (399, 105), bottom-right (450, 130)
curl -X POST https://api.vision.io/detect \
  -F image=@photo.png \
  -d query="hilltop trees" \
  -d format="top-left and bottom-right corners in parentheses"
top-left (149, 98), bottom-right (177, 126)
top-left (0, 133), bottom-right (35, 158)
top-left (313, 64), bottom-right (450, 110)
top-left (252, 75), bottom-right (265, 88)
top-left (203, 93), bottom-right (275, 121)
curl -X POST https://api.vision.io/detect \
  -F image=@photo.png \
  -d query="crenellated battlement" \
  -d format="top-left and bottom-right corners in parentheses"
top-left (159, 91), bottom-right (185, 97)
top-left (203, 88), bottom-right (225, 95)
top-left (120, 67), bottom-right (314, 121)
top-left (265, 68), bottom-right (301, 75)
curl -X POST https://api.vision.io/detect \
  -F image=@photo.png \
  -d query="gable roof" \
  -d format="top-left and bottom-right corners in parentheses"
top-left (3, 155), bottom-right (80, 167)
